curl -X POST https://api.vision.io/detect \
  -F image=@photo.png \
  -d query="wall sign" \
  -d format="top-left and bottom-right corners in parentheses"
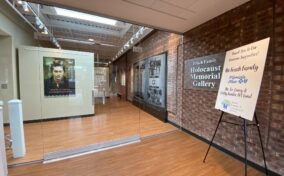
top-left (184, 53), bottom-right (225, 91)
top-left (215, 38), bottom-right (270, 121)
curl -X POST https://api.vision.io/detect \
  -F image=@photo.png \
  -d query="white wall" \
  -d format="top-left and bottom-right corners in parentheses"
top-left (19, 46), bottom-right (94, 120)
top-left (0, 36), bottom-right (13, 125)
top-left (0, 105), bottom-right (8, 176)
top-left (0, 1), bottom-right (37, 123)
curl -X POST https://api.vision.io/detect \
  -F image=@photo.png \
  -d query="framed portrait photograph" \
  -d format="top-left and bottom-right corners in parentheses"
top-left (43, 57), bottom-right (75, 96)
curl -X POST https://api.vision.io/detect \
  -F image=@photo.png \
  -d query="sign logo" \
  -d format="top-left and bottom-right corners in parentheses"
top-left (228, 75), bottom-right (248, 84)
top-left (221, 99), bottom-right (231, 109)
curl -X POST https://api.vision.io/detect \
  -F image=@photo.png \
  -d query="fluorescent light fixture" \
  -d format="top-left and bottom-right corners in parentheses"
top-left (55, 7), bottom-right (117, 26)
top-left (57, 38), bottom-right (94, 45)
top-left (99, 43), bottom-right (118, 47)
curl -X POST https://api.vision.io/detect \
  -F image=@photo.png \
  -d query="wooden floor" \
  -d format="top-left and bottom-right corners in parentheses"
top-left (8, 131), bottom-right (263, 176)
top-left (5, 97), bottom-right (176, 165)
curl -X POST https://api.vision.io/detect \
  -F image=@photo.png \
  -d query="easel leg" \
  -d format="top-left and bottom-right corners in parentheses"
top-left (203, 111), bottom-right (224, 163)
top-left (243, 119), bottom-right (248, 176)
top-left (254, 113), bottom-right (269, 176)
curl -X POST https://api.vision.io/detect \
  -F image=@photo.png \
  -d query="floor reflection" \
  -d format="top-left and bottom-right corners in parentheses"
top-left (5, 96), bottom-right (176, 165)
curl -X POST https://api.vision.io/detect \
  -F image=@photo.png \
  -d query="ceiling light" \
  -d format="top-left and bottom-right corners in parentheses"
top-left (57, 38), bottom-right (94, 45)
top-left (88, 38), bottom-right (94, 42)
top-left (100, 43), bottom-right (118, 47)
top-left (17, 0), bottom-right (23, 5)
top-left (55, 7), bottom-right (117, 26)
top-left (41, 27), bottom-right (48, 35)
top-left (125, 42), bottom-right (129, 47)
top-left (35, 17), bottom-right (44, 30)
top-left (41, 30), bottom-right (48, 35)
top-left (22, 2), bottom-right (29, 12)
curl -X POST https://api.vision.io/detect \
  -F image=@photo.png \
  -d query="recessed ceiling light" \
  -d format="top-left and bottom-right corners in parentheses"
top-left (55, 7), bottom-right (117, 26)
top-left (17, 0), bottom-right (23, 5)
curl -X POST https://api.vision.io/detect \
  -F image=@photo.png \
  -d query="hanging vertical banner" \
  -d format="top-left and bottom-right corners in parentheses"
top-left (215, 38), bottom-right (270, 121)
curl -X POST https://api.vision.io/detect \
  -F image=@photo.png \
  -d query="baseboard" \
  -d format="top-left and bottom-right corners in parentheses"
top-left (8, 159), bottom-right (43, 168)
top-left (168, 121), bottom-right (281, 176)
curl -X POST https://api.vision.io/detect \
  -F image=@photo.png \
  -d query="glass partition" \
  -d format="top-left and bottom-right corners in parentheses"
top-left (0, 0), bottom-right (45, 165)
top-left (1, 0), bottom-right (178, 167)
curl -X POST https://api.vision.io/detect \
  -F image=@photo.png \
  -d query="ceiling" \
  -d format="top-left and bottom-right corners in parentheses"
top-left (8, 0), bottom-right (250, 63)
top-left (6, 0), bottom-right (152, 63)
top-left (28, 0), bottom-right (250, 33)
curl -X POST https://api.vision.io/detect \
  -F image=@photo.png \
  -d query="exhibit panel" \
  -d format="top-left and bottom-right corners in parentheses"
top-left (147, 54), bottom-right (167, 108)
top-left (18, 46), bottom-right (99, 159)
top-left (133, 52), bottom-right (167, 121)
top-left (94, 67), bottom-right (110, 98)
top-left (19, 46), bottom-right (94, 120)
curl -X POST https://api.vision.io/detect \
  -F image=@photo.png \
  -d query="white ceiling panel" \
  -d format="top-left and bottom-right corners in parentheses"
top-left (161, 0), bottom-right (198, 11)
top-left (125, 0), bottom-right (156, 7)
top-left (28, 0), bottom-right (249, 33)
top-left (151, 1), bottom-right (190, 19)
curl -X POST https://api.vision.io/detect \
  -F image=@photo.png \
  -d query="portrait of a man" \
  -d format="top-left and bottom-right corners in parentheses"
top-left (43, 57), bottom-right (75, 96)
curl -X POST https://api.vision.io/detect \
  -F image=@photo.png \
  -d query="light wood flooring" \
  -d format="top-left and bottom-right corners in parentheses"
top-left (8, 131), bottom-right (263, 176)
top-left (5, 97), bottom-right (176, 165)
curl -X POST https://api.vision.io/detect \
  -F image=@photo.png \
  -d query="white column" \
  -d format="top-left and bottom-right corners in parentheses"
top-left (0, 101), bottom-right (8, 176)
top-left (102, 88), bottom-right (105, 104)
top-left (8, 99), bottom-right (26, 158)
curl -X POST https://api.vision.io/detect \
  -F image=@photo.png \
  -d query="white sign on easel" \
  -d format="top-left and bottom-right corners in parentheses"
top-left (215, 38), bottom-right (270, 121)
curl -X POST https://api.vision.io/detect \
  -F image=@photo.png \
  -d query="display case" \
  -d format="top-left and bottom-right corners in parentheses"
top-left (133, 52), bottom-right (167, 121)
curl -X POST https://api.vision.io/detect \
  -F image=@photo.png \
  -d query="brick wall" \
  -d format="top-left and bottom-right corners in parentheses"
top-left (181, 0), bottom-right (284, 174)
top-left (112, 31), bottom-right (182, 120)
top-left (111, 0), bottom-right (284, 174)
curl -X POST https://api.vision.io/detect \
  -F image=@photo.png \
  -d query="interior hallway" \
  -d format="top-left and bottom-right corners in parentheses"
top-left (6, 97), bottom-right (176, 165)
top-left (8, 131), bottom-right (263, 176)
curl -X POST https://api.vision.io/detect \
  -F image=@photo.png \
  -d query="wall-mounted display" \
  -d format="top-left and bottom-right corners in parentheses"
top-left (184, 53), bottom-right (225, 91)
top-left (133, 53), bottom-right (167, 109)
top-left (43, 57), bottom-right (75, 96)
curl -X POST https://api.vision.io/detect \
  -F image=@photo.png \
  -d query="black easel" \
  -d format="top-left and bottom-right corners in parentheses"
top-left (203, 111), bottom-right (268, 176)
